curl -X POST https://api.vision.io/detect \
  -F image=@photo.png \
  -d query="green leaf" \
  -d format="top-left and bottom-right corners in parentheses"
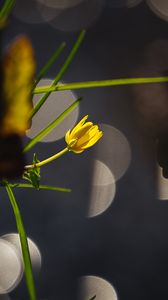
top-left (30, 30), bottom-right (86, 119)
top-left (33, 42), bottom-right (66, 89)
top-left (3, 180), bottom-right (37, 300)
top-left (22, 154), bottom-right (41, 189)
top-left (89, 296), bottom-right (96, 300)
top-left (33, 76), bottom-right (168, 94)
top-left (9, 183), bottom-right (71, 193)
top-left (23, 97), bottom-right (81, 153)
top-left (0, 0), bottom-right (16, 26)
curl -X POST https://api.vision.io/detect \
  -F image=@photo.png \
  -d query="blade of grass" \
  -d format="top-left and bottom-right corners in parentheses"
top-left (9, 183), bottom-right (71, 192)
top-left (33, 76), bottom-right (168, 94)
top-left (3, 180), bottom-right (36, 300)
top-left (89, 296), bottom-right (96, 300)
top-left (33, 42), bottom-right (66, 89)
top-left (30, 30), bottom-right (86, 119)
top-left (24, 97), bottom-right (81, 152)
top-left (0, 0), bottom-right (15, 24)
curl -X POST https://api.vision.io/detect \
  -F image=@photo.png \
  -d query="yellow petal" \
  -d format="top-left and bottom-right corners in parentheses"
top-left (87, 125), bottom-right (99, 137)
top-left (76, 115), bottom-right (88, 127)
top-left (76, 125), bottom-right (99, 147)
top-left (82, 131), bottom-right (103, 149)
top-left (68, 138), bottom-right (77, 147)
top-left (71, 148), bottom-right (84, 154)
top-left (70, 115), bottom-right (89, 136)
top-left (71, 122), bottom-right (93, 139)
top-left (65, 129), bottom-right (71, 144)
top-left (65, 115), bottom-right (103, 153)
top-left (75, 133), bottom-right (90, 147)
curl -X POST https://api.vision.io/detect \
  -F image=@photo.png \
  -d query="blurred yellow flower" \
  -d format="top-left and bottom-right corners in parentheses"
top-left (65, 115), bottom-right (103, 153)
top-left (2, 35), bottom-right (36, 136)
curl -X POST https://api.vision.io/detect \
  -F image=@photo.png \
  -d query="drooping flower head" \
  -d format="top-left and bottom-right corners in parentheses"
top-left (65, 115), bottom-right (103, 153)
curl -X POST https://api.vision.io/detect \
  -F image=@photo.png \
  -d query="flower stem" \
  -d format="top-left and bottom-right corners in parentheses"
top-left (3, 179), bottom-right (37, 300)
top-left (9, 183), bottom-right (71, 192)
top-left (25, 147), bottom-right (69, 169)
top-left (0, 0), bottom-right (16, 26)
top-left (30, 30), bottom-right (86, 119)
top-left (33, 76), bottom-right (168, 94)
top-left (24, 98), bottom-right (81, 153)
top-left (33, 42), bottom-right (66, 89)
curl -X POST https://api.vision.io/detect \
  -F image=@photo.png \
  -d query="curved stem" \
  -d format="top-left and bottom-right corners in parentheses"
top-left (3, 180), bottom-right (37, 300)
top-left (25, 147), bottom-right (69, 169)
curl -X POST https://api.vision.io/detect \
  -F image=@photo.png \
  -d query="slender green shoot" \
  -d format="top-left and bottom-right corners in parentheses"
top-left (0, 0), bottom-right (15, 26)
top-left (3, 180), bottom-right (36, 300)
top-left (25, 147), bottom-right (69, 169)
top-left (24, 97), bottom-right (81, 152)
top-left (9, 183), bottom-right (71, 192)
top-left (30, 30), bottom-right (86, 119)
top-left (89, 296), bottom-right (96, 300)
top-left (33, 76), bottom-right (168, 94)
top-left (33, 42), bottom-right (66, 89)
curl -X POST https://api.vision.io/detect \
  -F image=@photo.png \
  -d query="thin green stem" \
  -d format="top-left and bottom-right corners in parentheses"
top-left (25, 147), bottom-right (69, 169)
top-left (30, 30), bottom-right (86, 119)
top-left (0, 0), bottom-right (15, 25)
top-left (24, 97), bottom-right (81, 153)
top-left (33, 42), bottom-right (66, 89)
top-left (9, 183), bottom-right (71, 192)
top-left (33, 76), bottom-right (168, 94)
top-left (3, 180), bottom-right (36, 300)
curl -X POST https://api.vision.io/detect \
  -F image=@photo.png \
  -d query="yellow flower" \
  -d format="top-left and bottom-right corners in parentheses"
top-left (65, 115), bottom-right (103, 153)
top-left (2, 35), bottom-right (36, 136)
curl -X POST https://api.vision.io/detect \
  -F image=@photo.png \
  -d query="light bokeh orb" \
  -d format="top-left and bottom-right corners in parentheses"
top-left (157, 164), bottom-right (168, 200)
top-left (37, 0), bottom-right (85, 9)
top-left (88, 160), bottom-right (116, 217)
top-left (27, 79), bottom-right (79, 142)
top-left (12, 0), bottom-right (57, 24)
top-left (43, 0), bottom-right (105, 32)
top-left (147, 0), bottom-right (168, 22)
top-left (78, 275), bottom-right (118, 300)
top-left (107, 0), bottom-right (142, 7)
top-left (2, 234), bottom-right (42, 271)
top-left (94, 124), bottom-right (131, 181)
top-left (0, 239), bottom-right (23, 294)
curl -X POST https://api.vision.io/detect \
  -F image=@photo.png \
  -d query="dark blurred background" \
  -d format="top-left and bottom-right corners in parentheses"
top-left (1, 0), bottom-right (168, 299)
